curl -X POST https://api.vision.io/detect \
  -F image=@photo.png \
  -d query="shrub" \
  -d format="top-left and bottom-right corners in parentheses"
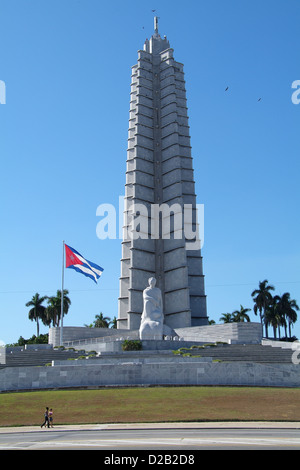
top-left (122, 340), bottom-right (142, 351)
top-left (173, 342), bottom-right (219, 356)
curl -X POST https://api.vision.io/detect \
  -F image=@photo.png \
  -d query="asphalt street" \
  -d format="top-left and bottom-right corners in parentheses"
top-left (0, 423), bottom-right (300, 450)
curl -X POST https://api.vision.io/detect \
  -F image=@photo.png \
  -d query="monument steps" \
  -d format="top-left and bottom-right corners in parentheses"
top-left (0, 347), bottom-right (89, 369)
top-left (174, 343), bottom-right (294, 363)
top-left (0, 343), bottom-right (295, 371)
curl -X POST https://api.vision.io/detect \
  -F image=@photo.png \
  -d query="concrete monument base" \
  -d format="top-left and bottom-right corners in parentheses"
top-left (49, 322), bottom-right (263, 349)
top-left (1, 324), bottom-right (299, 392)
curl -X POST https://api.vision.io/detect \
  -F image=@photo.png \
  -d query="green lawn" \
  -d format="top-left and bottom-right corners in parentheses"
top-left (0, 386), bottom-right (300, 427)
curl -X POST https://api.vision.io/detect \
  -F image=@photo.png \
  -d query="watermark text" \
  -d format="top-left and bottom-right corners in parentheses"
top-left (291, 80), bottom-right (300, 105)
top-left (0, 80), bottom-right (6, 104)
top-left (96, 196), bottom-right (204, 251)
top-left (0, 340), bottom-right (6, 365)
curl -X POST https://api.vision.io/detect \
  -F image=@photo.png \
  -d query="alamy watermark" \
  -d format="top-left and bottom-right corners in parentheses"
top-left (291, 80), bottom-right (300, 105)
top-left (291, 341), bottom-right (300, 364)
top-left (0, 80), bottom-right (6, 104)
top-left (0, 340), bottom-right (6, 365)
top-left (96, 196), bottom-right (204, 251)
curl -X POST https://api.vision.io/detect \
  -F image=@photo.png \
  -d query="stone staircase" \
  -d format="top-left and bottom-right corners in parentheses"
top-left (0, 342), bottom-right (296, 370)
top-left (175, 343), bottom-right (295, 363)
top-left (53, 343), bottom-right (296, 366)
top-left (0, 347), bottom-right (88, 369)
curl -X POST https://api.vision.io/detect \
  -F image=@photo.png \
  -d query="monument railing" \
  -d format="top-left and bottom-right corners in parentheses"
top-left (63, 334), bottom-right (138, 348)
top-left (63, 334), bottom-right (183, 348)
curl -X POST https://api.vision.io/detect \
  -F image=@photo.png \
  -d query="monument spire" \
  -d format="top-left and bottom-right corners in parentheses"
top-left (118, 26), bottom-right (208, 330)
top-left (154, 16), bottom-right (159, 34)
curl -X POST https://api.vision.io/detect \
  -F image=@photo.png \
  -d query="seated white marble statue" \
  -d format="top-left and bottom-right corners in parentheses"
top-left (139, 277), bottom-right (164, 340)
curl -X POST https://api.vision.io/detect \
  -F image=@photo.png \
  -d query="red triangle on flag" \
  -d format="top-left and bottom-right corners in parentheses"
top-left (65, 244), bottom-right (83, 268)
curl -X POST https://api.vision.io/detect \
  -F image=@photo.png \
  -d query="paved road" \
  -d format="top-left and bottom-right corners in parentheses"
top-left (0, 423), bottom-right (300, 450)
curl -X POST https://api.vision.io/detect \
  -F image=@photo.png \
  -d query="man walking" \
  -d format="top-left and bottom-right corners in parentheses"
top-left (41, 407), bottom-right (50, 428)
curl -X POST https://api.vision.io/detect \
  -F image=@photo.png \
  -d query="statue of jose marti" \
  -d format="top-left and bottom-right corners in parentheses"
top-left (139, 277), bottom-right (164, 340)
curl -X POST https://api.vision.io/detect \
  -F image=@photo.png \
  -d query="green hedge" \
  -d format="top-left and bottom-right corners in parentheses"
top-left (122, 340), bottom-right (142, 351)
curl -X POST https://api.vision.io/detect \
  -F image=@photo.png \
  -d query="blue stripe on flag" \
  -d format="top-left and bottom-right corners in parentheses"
top-left (68, 264), bottom-right (102, 283)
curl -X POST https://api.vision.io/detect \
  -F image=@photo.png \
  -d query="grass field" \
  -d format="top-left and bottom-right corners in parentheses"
top-left (1, 386), bottom-right (300, 427)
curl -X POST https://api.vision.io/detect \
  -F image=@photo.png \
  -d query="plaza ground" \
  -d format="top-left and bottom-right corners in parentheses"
top-left (1, 386), bottom-right (300, 427)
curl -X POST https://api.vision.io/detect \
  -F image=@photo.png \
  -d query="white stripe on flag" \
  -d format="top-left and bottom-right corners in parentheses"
top-left (73, 263), bottom-right (98, 281)
top-left (75, 254), bottom-right (102, 276)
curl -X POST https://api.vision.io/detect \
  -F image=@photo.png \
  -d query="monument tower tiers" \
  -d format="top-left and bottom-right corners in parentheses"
top-left (118, 18), bottom-right (208, 330)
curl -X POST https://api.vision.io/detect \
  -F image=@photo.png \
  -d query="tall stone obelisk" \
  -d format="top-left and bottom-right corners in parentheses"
top-left (118, 18), bottom-right (208, 330)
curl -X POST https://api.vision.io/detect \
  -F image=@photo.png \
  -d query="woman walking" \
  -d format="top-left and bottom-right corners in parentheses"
top-left (49, 408), bottom-right (54, 428)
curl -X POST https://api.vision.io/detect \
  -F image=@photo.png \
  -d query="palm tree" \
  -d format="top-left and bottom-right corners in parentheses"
top-left (93, 312), bottom-right (111, 328)
top-left (251, 280), bottom-right (275, 337)
top-left (46, 295), bottom-right (60, 327)
top-left (276, 293), bottom-right (289, 338)
top-left (26, 293), bottom-right (49, 336)
top-left (264, 295), bottom-right (281, 339)
top-left (219, 313), bottom-right (234, 323)
top-left (110, 316), bottom-right (118, 329)
top-left (277, 293), bottom-right (299, 338)
top-left (232, 305), bottom-right (251, 322)
top-left (46, 290), bottom-right (71, 327)
top-left (287, 297), bottom-right (299, 338)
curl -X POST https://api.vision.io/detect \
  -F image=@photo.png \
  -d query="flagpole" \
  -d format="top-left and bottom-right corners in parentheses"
top-left (60, 240), bottom-right (65, 346)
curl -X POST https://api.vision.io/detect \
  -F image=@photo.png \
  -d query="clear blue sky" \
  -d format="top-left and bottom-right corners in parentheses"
top-left (0, 0), bottom-right (299, 344)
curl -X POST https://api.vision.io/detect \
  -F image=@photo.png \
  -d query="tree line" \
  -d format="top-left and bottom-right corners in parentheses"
top-left (26, 290), bottom-right (71, 337)
top-left (84, 313), bottom-right (117, 329)
top-left (218, 280), bottom-right (299, 340)
top-left (25, 291), bottom-right (116, 336)
top-left (26, 279), bottom-right (299, 342)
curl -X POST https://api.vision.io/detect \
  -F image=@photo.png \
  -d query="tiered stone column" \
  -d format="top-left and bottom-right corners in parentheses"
top-left (118, 26), bottom-right (207, 330)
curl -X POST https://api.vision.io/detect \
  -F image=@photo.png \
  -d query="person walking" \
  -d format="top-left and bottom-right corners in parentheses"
top-left (41, 407), bottom-right (50, 428)
top-left (49, 408), bottom-right (54, 428)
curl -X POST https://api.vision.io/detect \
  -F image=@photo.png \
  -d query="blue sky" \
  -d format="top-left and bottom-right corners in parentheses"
top-left (0, 0), bottom-right (299, 344)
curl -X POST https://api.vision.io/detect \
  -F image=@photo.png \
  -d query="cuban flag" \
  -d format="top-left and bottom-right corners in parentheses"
top-left (65, 244), bottom-right (104, 283)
